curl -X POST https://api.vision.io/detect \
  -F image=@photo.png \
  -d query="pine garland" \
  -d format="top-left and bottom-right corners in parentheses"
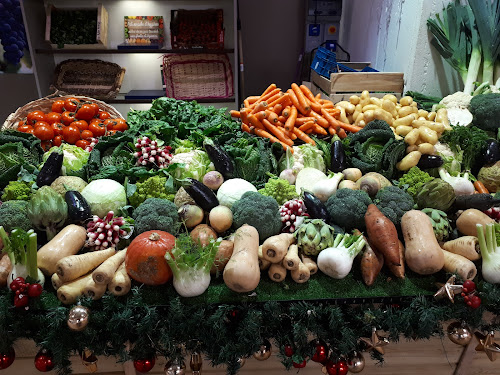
top-left (1, 280), bottom-right (500, 375)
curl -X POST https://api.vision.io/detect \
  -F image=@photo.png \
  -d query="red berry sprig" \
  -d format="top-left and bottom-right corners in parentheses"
top-left (133, 136), bottom-right (172, 169)
top-left (461, 280), bottom-right (481, 309)
top-left (85, 211), bottom-right (132, 251)
top-left (9, 277), bottom-right (43, 309)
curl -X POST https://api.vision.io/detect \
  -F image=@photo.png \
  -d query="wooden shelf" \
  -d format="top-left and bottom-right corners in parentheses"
top-left (107, 96), bottom-right (235, 104)
top-left (35, 48), bottom-right (235, 55)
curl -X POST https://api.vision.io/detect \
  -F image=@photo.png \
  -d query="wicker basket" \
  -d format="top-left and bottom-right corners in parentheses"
top-left (162, 53), bottom-right (233, 100)
top-left (1, 93), bottom-right (124, 131)
top-left (51, 59), bottom-right (126, 100)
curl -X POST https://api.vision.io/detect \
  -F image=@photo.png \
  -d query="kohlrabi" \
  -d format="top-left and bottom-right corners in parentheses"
top-left (165, 233), bottom-right (219, 297)
top-left (317, 233), bottom-right (366, 279)
top-left (477, 223), bottom-right (500, 284)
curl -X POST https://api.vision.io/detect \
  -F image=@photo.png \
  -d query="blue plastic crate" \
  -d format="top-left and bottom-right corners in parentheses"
top-left (311, 47), bottom-right (338, 78)
top-left (337, 63), bottom-right (358, 72)
top-left (361, 66), bottom-right (379, 72)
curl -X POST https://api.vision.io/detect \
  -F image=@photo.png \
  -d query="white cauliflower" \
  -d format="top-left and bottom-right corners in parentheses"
top-left (170, 150), bottom-right (215, 181)
top-left (439, 91), bottom-right (472, 109)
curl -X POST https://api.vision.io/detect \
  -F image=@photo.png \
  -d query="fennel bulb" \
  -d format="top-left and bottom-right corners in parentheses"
top-left (311, 172), bottom-right (344, 203)
top-left (317, 234), bottom-right (366, 279)
top-left (477, 223), bottom-right (500, 284)
top-left (438, 168), bottom-right (474, 196)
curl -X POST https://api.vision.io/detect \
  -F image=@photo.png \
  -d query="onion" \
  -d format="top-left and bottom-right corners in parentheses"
top-left (178, 205), bottom-right (204, 228)
top-left (190, 224), bottom-right (217, 247)
top-left (203, 171), bottom-right (224, 190)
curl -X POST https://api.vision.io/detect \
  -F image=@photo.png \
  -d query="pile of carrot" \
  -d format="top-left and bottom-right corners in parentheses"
top-left (230, 83), bottom-right (362, 151)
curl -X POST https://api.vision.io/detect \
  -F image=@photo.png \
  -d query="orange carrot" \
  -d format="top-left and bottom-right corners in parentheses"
top-left (271, 103), bottom-right (283, 115)
top-left (328, 126), bottom-right (337, 136)
top-left (256, 111), bottom-right (267, 121)
top-left (230, 110), bottom-right (241, 118)
top-left (329, 108), bottom-right (341, 118)
top-left (265, 110), bottom-right (279, 123)
top-left (298, 121), bottom-right (315, 132)
top-left (284, 106), bottom-right (298, 131)
top-left (313, 124), bottom-right (328, 135)
top-left (330, 116), bottom-right (362, 133)
top-left (309, 110), bottom-right (329, 128)
top-left (261, 83), bottom-right (277, 97)
top-left (474, 181), bottom-right (489, 194)
top-left (254, 128), bottom-right (292, 152)
top-left (240, 109), bottom-right (249, 124)
top-left (247, 95), bottom-right (260, 104)
top-left (321, 101), bottom-right (334, 108)
top-left (337, 128), bottom-right (347, 138)
top-left (283, 129), bottom-right (297, 140)
top-left (278, 115), bottom-right (287, 123)
top-left (365, 204), bottom-right (401, 266)
top-left (282, 106), bottom-right (291, 118)
top-left (295, 117), bottom-right (317, 126)
top-left (248, 114), bottom-right (265, 130)
top-left (291, 83), bottom-right (311, 113)
top-left (251, 88), bottom-right (281, 108)
top-left (251, 101), bottom-right (268, 114)
top-left (241, 123), bottom-right (251, 133)
top-left (300, 85), bottom-right (323, 113)
top-left (262, 119), bottom-right (294, 146)
top-left (293, 127), bottom-right (316, 145)
top-left (244, 99), bottom-right (251, 108)
top-left (287, 89), bottom-right (308, 115)
top-left (268, 93), bottom-right (291, 108)
top-left (315, 93), bottom-right (321, 100)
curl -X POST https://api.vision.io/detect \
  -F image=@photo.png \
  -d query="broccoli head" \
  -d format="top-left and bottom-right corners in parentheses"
top-left (231, 191), bottom-right (282, 241)
top-left (258, 178), bottom-right (298, 205)
top-left (132, 198), bottom-right (180, 235)
top-left (1, 180), bottom-right (33, 201)
top-left (469, 93), bottom-right (500, 131)
top-left (374, 186), bottom-right (414, 225)
top-left (0, 200), bottom-right (32, 232)
top-left (129, 175), bottom-right (174, 208)
top-left (397, 167), bottom-right (434, 199)
top-left (325, 189), bottom-right (372, 230)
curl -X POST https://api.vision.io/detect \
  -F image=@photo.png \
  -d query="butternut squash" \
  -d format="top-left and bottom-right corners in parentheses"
top-left (223, 225), bottom-right (260, 293)
top-left (456, 209), bottom-right (495, 236)
top-left (37, 224), bottom-right (87, 275)
top-left (401, 210), bottom-right (444, 275)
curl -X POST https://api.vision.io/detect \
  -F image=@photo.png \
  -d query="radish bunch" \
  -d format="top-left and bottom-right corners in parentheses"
top-left (279, 199), bottom-right (308, 233)
top-left (133, 136), bottom-right (173, 169)
top-left (485, 207), bottom-right (500, 222)
top-left (85, 211), bottom-right (131, 251)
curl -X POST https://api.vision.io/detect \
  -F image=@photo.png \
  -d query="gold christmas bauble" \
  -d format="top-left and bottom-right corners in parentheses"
top-left (253, 339), bottom-right (272, 361)
top-left (81, 349), bottom-right (98, 373)
top-left (447, 322), bottom-right (472, 346)
top-left (67, 305), bottom-right (90, 331)
top-left (347, 351), bottom-right (365, 373)
top-left (189, 351), bottom-right (203, 372)
top-left (237, 357), bottom-right (246, 368)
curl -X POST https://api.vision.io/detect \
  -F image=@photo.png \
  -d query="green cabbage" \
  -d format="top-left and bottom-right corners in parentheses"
top-left (279, 144), bottom-right (325, 174)
top-left (81, 179), bottom-right (127, 218)
top-left (43, 144), bottom-right (90, 179)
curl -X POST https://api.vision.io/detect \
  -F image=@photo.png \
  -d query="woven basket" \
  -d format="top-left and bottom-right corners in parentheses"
top-left (162, 53), bottom-right (233, 100)
top-left (1, 93), bottom-right (124, 131)
top-left (51, 59), bottom-right (126, 100)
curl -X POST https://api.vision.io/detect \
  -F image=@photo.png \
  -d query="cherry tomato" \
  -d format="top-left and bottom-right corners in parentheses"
top-left (34, 124), bottom-right (55, 141)
top-left (27, 110), bottom-right (46, 125)
top-left (88, 102), bottom-right (100, 115)
top-left (110, 118), bottom-right (128, 132)
top-left (99, 111), bottom-right (111, 120)
top-left (61, 111), bottom-right (76, 125)
top-left (53, 135), bottom-right (63, 146)
top-left (51, 100), bottom-right (65, 113)
top-left (26, 128), bottom-right (34, 135)
top-left (18, 120), bottom-right (26, 127)
top-left (64, 97), bottom-right (80, 112)
top-left (105, 130), bottom-right (117, 137)
top-left (89, 121), bottom-right (106, 137)
top-left (75, 139), bottom-right (90, 149)
top-left (34, 121), bottom-right (50, 129)
top-left (62, 125), bottom-right (81, 144)
top-left (81, 130), bottom-right (94, 140)
top-left (41, 140), bottom-right (53, 152)
top-left (75, 104), bottom-right (96, 121)
top-left (18, 124), bottom-right (34, 133)
top-left (51, 122), bottom-right (64, 136)
top-left (73, 120), bottom-right (89, 131)
top-left (45, 112), bottom-right (62, 124)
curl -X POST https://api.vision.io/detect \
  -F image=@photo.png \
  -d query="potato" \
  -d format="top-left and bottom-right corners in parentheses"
top-left (436, 108), bottom-right (451, 129)
top-left (405, 128), bottom-right (420, 145)
top-left (373, 108), bottom-right (393, 125)
top-left (412, 120), bottom-right (445, 133)
top-left (358, 120), bottom-right (366, 127)
top-left (397, 151), bottom-right (422, 171)
top-left (364, 109), bottom-right (375, 123)
top-left (360, 90), bottom-right (370, 106)
top-left (393, 113), bottom-right (417, 127)
top-left (354, 113), bottom-right (365, 126)
top-left (398, 106), bottom-right (415, 118)
top-left (427, 111), bottom-right (437, 121)
top-left (382, 99), bottom-right (398, 118)
top-left (362, 104), bottom-right (379, 112)
top-left (399, 96), bottom-right (414, 106)
top-left (411, 101), bottom-right (418, 108)
top-left (395, 125), bottom-right (413, 136)
top-left (419, 126), bottom-right (438, 144)
top-left (383, 94), bottom-right (398, 104)
top-left (417, 109), bottom-right (429, 118)
top-left (406, 145), bottom-right (419, 153)
top-left (349, 95), bottom-right (360, 105)
top-left (336, 101), bottom-right (356, 114)
top-left (369, 97), bottom-right (382, 106)
top-left (418, 116), bottom-right (427, 121)
top-left (338, 106), bottom-right (349, 123)
top-left (418, 143), bottom-right (436, 155)
top-left (347, 114), bottom-right (354, 124)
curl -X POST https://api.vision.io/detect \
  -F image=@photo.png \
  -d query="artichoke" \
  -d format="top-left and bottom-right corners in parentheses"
top-left (27, 186), bottom-right (68, 240)
top-left (422, 208), bottom-right (451, 242)
top-left (415, 178), bottom-right (456, 211)
top-left (294, 219), bottom-right (336, 256)
top-left (478, 161), bottom-right (500, 193)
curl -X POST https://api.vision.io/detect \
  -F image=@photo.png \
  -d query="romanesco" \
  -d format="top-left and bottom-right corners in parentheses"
top-left (397, 167), bottom-right (434, 199)
top-left (1, 180), bottom-right (33, 201)
top-left (128, 175), bottom-right (174, 208)
top-left (258, 178), bottom-right (298, 205)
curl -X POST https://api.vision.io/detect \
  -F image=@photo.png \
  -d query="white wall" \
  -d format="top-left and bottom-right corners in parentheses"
top-left (339, 0), bottom-right (462, 96)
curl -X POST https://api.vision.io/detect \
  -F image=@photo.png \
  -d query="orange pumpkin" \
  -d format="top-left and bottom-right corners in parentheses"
top-left (125, 230), bottom-right (176, 285)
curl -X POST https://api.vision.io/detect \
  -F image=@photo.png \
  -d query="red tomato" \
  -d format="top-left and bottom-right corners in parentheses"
top-left (51, 100), bottom-right (65, 113)
top-left (89, 121), bottom-right (106, 137)
top-left (88, 102), bottom-right (100, 115)
top-left (73, 120), bottom-right (89, 131)
top-left (51, 122), bottom-right (64, 136)
top-left (27, 110), bottom-right (46, 125)
top-left (109, 118), bottom-right (128, 132)
top-left (34, 124), bottom-right (55, 141)
top-left (34, 121), bottom-right (50, 128)
top-left (105, 130), bottom-right (117, 137)
top-left (75, 104), bottom-right (96, 121)
top-left (26, 128), bottom-right (34, 135)
top-left (99, 111), bottom-right (111, 120)
top-left (41, 140), bottom-right (53, 152)
top-left (18, 120), bottom-right (26, 127)
top-left (18, 124), bottom-right (33, 133)
top-left (62, 125), bottom-right (81, 144)
top-left (53, 135), bottom-right (63, 147)
top-left (64, 97), bottom-right (80, 112)
top-left (61, 111), bottom-right (76, 125)
top-left (81, 130), bottom-right (94, 140)
top-left (45, 112), bottom-right (62, 124)
top-left (75, 139), bottom-right (90, 149)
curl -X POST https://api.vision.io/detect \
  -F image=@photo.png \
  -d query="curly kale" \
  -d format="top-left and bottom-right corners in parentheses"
top-left (343, 120), bottom-right (406, 179)
top-left (374, 186), bottom-right (414, 226)
top-left (128, 175), bottom-right (174, 208)
top-left (397, 167), bottom-right (434, 199)
top-left (1, 180), bottom-right (33, 201)
top-left (325, 189), bottom-right (373, 230)
top-left (132, 198), bottom-right (181, 235)
top-left (258, 178), bottom-right (298, 205)
top-left (231, 191), bottom-right (282, 240)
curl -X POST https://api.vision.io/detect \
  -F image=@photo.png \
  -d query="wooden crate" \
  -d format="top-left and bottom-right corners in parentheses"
top-left (45, 3), bottom-right (108, 49)
top-left (311, 66), bottom-right (404, 102)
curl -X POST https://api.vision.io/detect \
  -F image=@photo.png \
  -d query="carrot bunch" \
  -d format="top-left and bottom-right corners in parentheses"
top-left (230, 83), bottom-right (362, 151)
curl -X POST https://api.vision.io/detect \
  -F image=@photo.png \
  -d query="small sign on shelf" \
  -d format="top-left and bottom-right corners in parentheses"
top-left (123, 16), bottom-right (164, 48)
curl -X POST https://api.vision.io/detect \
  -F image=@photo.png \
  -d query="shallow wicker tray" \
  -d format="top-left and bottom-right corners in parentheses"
top-left (51, 59), bottom-right (126, 100)
top-left (2, 93), bottom-right (124, 131)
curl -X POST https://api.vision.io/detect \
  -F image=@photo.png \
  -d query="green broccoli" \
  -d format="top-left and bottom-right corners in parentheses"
top-left (132, 198), bottom-right (180, 235)
top-left (0, 200), bottom-right (32, 232)
top-left (374, 186), bottom-right (414, 225)
top-left (129, 175), bottom-right (175, 208)
top-left (397, 167), bottom-right (434, 199)
top-left (1, 180), bottom-right (33, 201)
top-left (469, 93), bottom-right (500, 131)
top-left (231, 191), bottom-right (282, 240)
top-left (258, 178), bottom-right (298, 205)
top-left (325, 189), bottom-right (372, 230)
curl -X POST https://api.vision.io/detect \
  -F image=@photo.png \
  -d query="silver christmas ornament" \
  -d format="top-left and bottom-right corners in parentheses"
top-left (346, 351), bottom-right (365, 373)
top-left (164, 359), bottom-right (186, 375)
top-left (447, 322), bottom-right (472, 346)
top-left (67, 305), bottom-right (90, 331)
top-left (253, 339), bottom-right (272, 361)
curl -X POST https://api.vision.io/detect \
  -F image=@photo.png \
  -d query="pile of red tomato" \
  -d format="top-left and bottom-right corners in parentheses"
top-left (16, 97), bottom-right (128, 151)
